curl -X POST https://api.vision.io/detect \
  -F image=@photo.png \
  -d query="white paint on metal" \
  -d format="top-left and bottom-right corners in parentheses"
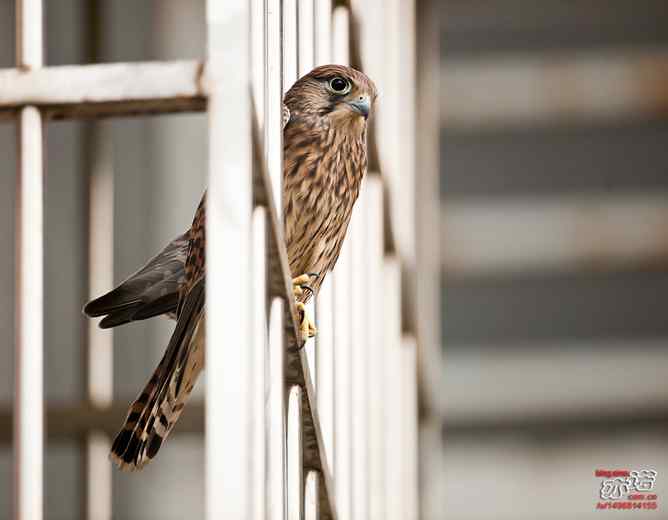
top-left (205, 2), bottom-right (254, 517)
top-left (333, 240), bottom-right (353, 518)
top-left (86, 130), bottom-right (114, 520)
top-left (298, 0), bottom-right (315, 76)
top-left (283, 0), bottom-right (298, 92)
top-left (366, 176), bottom-right (385, 519)
top-left (265, 0), bottom-right (283, 211)
top-left (15, 103), bottom-right (44, 520)
top-left (314, 0), bottom-right (332, 66)
top-left (350, 181), bottom-right (370, 520)
top-left (252, 207), bottom-right (268, 520)
top-left (316, 275), bottom-right (335, 465)
top-left (443, 194), bottom-right (668, 277)
top-left (287, 385), bottom-right (303, 520)
top-left (383, 258), bottom-right (403, 520)
top-left (304, 471), bottom-right (319, 520)
top-left (268, 298), bottom-right (287, 520)
top-left (442, 51), bottom-right (668, 129)
top-left (15, 1), bottom-right (44, 518)
top-left (332, 7), bottom-right (352, 518)
top-left (401, 336), bottom-right (419, 520)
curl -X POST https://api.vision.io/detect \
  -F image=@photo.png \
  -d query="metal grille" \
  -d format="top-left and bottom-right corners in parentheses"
top-left (4, 1), bottom-right (424, 518)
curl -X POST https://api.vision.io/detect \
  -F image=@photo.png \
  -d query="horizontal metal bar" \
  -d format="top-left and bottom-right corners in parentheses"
top-left (0, 403), bottom-right (203, 443)
top-left (443, 341), bottom-right (668, 424)
top-left (442, 50), bottom-right (668, 130)
top-left (442, 193), bottom-right (668, 277)
top-left (0, 60), bottom-right (206, 120)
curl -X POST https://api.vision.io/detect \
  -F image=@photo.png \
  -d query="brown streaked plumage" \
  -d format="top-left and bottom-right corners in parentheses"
top-left (83, 64), bottom-right (377, 470)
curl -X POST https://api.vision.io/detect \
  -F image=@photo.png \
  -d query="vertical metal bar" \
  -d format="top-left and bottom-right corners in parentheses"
top-left (205, 2), bottom-right (253, 518)
top-left (383, 258), bottom-right (402, 520)
top-left (268, 298), bottom-right (286, 520)
top-left (265, 0), bottom-right (283, 208)
top-left (401, 337), bottom-right (418, 520)
top-left (251, 0), bottom-right (266, 128)
top-left (366, 176), bottom-right (385, 519)
top-left (350, 181), bottom-right (369, 520)
top-left (314, 0), bottom-right (332, 66)
top-left (252, 207), bottom-right (268, 520)
top-left (304, 471), bottom-right (319, 520)
top-left (14, 1), bottom-right (44, 519)
top-left (332, 238), bottom-right (352, 519)
top-left (331, 8), bottom-right (351, 517)
top-left (85, 133), bottom-right (114, 520)
top-left (332, 7), bottom-right (349, 66)
top-left (283, 0), bottom-right (298, 89)
top-left (314, 0), bottom-right (335, 480)
top-left (287, 386), bottom-right (303, 520)
top-left (298, 0), bottom-right (314, 76)
top-left (297, 0), bottom-right (317, 386)
top-left (266, 2), bottom-right (286, 518)
top-left (315, 276), bottom-right (335, 464)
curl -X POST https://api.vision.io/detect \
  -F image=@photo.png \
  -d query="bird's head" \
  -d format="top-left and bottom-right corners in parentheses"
top-left (284, 65), bottom-right (378, 126)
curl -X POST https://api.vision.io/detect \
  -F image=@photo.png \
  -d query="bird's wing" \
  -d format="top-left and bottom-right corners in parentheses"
top-left (111, 192), bottom-right (207, 470)
top-left (83, 232), bottom-right (189, 328)
top-left (110, 277), bottom-right (205, 470)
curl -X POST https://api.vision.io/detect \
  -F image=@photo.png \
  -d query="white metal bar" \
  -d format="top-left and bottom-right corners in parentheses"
top-left (205, 2), bottom-right (253, 518)
top-left (365, 176), bottom-right (385, 520)
top-left (268, 298), bottom-right (286, 520)
top-left (315, 275), bottom-right (335, 465)
top-left (383, 258), bottom-right (403, 520)
top-left (85, 130), bottom-right (114, 520)
top-left (0, 61), bottom-right (206, 119)
top-left (333, 241), bottom-right (352, 519)
top-left (332, 7), bottom-right (352, 518)
top-left (443, 194), bottom-right (668, 277)
top-left (401, 336), bottom-right (418, 520)
top-left (304, 471), bottom-right (319, 520)
top-left (265, 0), bottom-right (283, 209)
top-left (350, 182), bottom-right (370, 520)
top-left (314, 0), bottom-right (332, 66)
top-left (283, 0), bottom-right (298, 90)
top-left (252, 207), bottom-right (268, 520)
top-left (15, 104), bottom-right (44, 520)
top-left (298, 0), bottom-right (315, 76)
top-left (14, 0), bottom-right (44, 518)
top-left (298, 0), bottom-right (318, 383)
top-left (287, 386), bottom-right (303, 520)
top-left (251, 0), bottom-right (266, 128)
top-left (442, 51), bottom-right (668, 129)
top-left (332, 7), bottom-right (350, 67)
top-left (381, 0), bottom-right (416, 262)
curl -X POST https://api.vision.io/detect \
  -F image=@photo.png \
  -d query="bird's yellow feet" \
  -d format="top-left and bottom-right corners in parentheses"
top-left (292, 273), bottom-right (318, 299)
top-left (292, 273), bottom-right (319, 341)
top-left (295, 302), bottom-right (317, 341)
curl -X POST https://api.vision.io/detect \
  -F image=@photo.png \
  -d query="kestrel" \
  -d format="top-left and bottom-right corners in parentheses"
top-left (84, 64), bottom-right (377, 470)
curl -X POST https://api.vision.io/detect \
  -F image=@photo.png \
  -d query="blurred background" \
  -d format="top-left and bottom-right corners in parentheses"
top-left (440, 1), bottom-right (668, 518)
top-left (1, 0), bottom-right (668, 519)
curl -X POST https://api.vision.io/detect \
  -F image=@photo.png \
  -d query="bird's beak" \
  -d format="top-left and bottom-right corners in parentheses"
top-left (347, 96), bottom-right (371, 119)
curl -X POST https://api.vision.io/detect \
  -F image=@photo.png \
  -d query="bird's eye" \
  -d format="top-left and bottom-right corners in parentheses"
top-left (328, 76), bottom-right (351, 95)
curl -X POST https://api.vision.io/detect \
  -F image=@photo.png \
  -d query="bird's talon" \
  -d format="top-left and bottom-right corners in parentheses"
top-left (292, 273), bottom-right (319, 300)
top-left (295, 302), bottom-right (317, 341)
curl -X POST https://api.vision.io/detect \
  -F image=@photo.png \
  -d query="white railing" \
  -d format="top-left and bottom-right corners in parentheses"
top-left (4, 1), bottom-right (423, 519)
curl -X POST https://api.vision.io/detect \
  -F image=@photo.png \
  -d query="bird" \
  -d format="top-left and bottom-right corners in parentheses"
top-left (83, 64), bottom-right (377, 470)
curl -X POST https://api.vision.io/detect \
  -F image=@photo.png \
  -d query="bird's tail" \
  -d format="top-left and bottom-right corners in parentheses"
top-left (110, 279), bottom-right (205, 471)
